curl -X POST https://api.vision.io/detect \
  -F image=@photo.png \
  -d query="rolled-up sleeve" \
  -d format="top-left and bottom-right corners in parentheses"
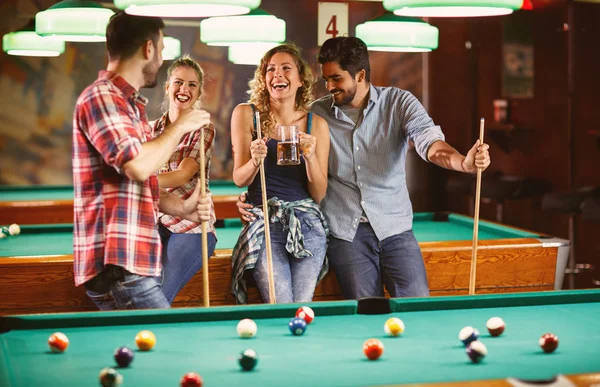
top-left (77, 84), bottom-right (142, 174)
top-left (401, 92), bottom-right (445, 162)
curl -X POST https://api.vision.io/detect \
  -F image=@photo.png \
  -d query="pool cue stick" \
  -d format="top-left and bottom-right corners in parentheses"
top-left (469, 118), bottom-right (485, 295)
top-left (255, 110), bottom-right (276, 304)
top-left (199, 125), bottom-right (210, 307)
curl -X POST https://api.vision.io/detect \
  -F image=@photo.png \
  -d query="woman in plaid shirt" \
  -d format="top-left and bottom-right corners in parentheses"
top-left (152, 57), bottom-right (217, 305)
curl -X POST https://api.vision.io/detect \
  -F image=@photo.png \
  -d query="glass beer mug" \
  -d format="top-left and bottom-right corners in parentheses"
top-left (277, 125), bottom-right (301, 165)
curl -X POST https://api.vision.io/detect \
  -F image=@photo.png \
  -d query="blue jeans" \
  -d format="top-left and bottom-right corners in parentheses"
top-left (159, 225), bottom-right (217, 304)
top-left (253, 211), bottom-right (327, 303)
top-left (85, 265), bottom-right (170, 310)
top-left (327, 223), bottom-right (430, 299)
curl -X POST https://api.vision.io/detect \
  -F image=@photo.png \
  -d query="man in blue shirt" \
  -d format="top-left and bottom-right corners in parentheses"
top-left (238, 36), bottom-right (490, 300)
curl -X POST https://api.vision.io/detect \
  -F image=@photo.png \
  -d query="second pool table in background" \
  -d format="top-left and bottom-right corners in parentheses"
top-left (0, 213), bottom-right (568, 315)
top-left (0, 180), bottom-right (246, 225)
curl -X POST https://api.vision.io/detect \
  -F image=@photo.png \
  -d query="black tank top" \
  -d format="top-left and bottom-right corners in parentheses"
top-left (248, 106), bottom-right (313, 206)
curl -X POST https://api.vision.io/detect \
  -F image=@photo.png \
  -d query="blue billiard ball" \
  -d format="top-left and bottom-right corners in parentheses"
top-left (458, 326), bottom-right (479, 346)
top-left (288, 317), bottom-right (307, 336)
top-left (238, 349), bottom-right (258, 371)
top-left (114, 346), bottom-right (134, 367)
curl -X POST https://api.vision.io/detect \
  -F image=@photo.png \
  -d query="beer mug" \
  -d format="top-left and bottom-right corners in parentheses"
top-left (277, 125), bottom-right (300, 165)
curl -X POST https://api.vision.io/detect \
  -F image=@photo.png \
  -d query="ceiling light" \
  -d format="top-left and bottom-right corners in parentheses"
top-left (228, 42), bottom-right (279, 65)
top-left (356, 13), bottom-right (438, 52)
top-left (114, 0), bottom-right (260, 18)
top-left (163, 37), bottom-right (181, 60)
top-left (383, 0), bottom-right (523, 17)
top-left (36, 0), bottom-right (114, 42)
top-left (2, 20), bottom-right (65, 57)
top-left (200, 9), bottom-right (285, 46)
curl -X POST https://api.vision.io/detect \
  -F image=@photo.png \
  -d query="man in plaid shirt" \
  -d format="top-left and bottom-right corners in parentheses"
top-left (72, 12), bottom-right (212, 310)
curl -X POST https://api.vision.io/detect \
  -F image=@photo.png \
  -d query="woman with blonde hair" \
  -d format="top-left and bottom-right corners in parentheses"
top-left (230, 44), bottom-right (330, 304)
top-left (152, 56), bottom-right (216, 304)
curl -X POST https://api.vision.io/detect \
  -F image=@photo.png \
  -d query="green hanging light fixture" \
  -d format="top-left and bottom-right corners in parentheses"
top-left (36, 0), bottom-right (114, 42)
top-left (383, 0), bottom-right (523, 17)
top-left (2, 20), bottom-right (66, 57)
top-left (356, 13), bottom-right (438, 52)
top-left (228, 42), bottom-right (279, 65)
top-left (114, 0), bottom-right (260, 18)
top-left (200, 9), bottom-right (285, 46)
top-left (162, 37), bottom-right (181, 61)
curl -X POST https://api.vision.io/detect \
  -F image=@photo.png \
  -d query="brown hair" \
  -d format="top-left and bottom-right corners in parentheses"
top-left (248, 44), bottom-right (314, 137)
top-left (106, 11), bottom-right (164, 61)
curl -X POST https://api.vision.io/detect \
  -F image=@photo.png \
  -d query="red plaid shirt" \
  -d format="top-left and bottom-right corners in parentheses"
top-left (152, 113), bottom-right (216, 234)
top-left (72, 71), bottom-right (161, 286)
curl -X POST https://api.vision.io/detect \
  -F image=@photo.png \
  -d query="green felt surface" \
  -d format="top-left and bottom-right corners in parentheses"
top-left (0, 224), bottom-right (242, 257)
top-left (1, 291), bottom-right (599, 387)
top-left (0, 213), bottom-right (542, 258)
top-left (412, 213), bottom-right (539, 241)
top-left (0, 181), bottom-right (243, 202)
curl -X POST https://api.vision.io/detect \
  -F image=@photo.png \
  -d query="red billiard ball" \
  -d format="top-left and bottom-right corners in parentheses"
top-left (363, 338), bottom-right (384, 360)
top-left (180, 372), bottom-right (203, 387)
top-left (48, 332), bottom-right (69, 353)
top-left (539, 333), bottom-right (559, 353)
top-left (486, 317), bottom-right (505, 337)
top-left (296, 306), bottom-right (315, 324)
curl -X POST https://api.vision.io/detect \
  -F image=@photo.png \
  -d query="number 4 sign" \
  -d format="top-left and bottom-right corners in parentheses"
top-left (318, 2), bottom-right (349, 46)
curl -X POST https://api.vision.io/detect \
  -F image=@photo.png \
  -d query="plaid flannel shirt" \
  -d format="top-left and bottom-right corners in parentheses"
top-left (72, 71), bottom-right (161, 286)
top-left (152, 113), bottom-right (216, 234)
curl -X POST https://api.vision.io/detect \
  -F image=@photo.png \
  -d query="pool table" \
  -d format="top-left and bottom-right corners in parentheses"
top-left (1, 290), bottom-right (599, 387)
top-left (0, 180), bottom-right (246, 225)
top-left (0, 213), bottom-right (569, 315)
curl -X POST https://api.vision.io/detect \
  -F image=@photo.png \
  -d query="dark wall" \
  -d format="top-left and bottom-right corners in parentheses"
top-left (429, 0), bottom-right (600, 288)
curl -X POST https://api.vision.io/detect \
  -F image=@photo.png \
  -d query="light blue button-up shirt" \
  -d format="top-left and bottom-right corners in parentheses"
top-left (310, 84), bottom-right (445, 242)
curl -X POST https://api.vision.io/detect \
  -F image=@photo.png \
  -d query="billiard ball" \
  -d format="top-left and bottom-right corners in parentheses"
top-left (466, 341), bottom-right (487, 363)
top-left (363, 338), bottom-right (384, 360)
top-left (296, 306), bottom-right (315, 324)
top-left (0, 226), bottom-right (9, 238)
top-left (99, 367), bottom-right (123, 387)
top-left (180, 372), bottom-right (203, 387)
top-left (48, 332), bottom-right (69, 353)
top-left (237, 348), bottom-right (258, 371)
top-left (135, 330), bottom-right (156, 351)
top-left (486, 317), bottom-right (505, 337)
top-left (288, 317), bottom-right (307, 336)
top-left (237, 318), bottom-right (257, 338)
top-left (384, 317), bottom-right (405, 337)
top-left (458, 326), bottom-right (480, 346)
top-left (114, 346), bottom-right (134, 367)
top-left (8, 223), bottom-right (20, 236)
top-left (539, 333), bottom-right (559, 353)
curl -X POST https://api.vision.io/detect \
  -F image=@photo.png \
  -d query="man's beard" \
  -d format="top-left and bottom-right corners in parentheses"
top-left (332, 82), bottom-right (357, 106)
top-left (142, 55), bottom-right (159, 88)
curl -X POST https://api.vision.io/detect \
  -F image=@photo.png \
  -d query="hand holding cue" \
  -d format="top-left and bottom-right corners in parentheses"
top-left (469, 118), bottom-right (485, 295)
top-left (255, 111), bottom-right (276, 304)
top-left (199, 125), bottom-right (210, 307)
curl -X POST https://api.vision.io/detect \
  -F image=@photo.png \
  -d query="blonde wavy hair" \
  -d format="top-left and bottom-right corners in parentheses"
top-left (248, 44), bottom-right (314, 138)
top-left (162, 55), bottom-right (205, 113)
